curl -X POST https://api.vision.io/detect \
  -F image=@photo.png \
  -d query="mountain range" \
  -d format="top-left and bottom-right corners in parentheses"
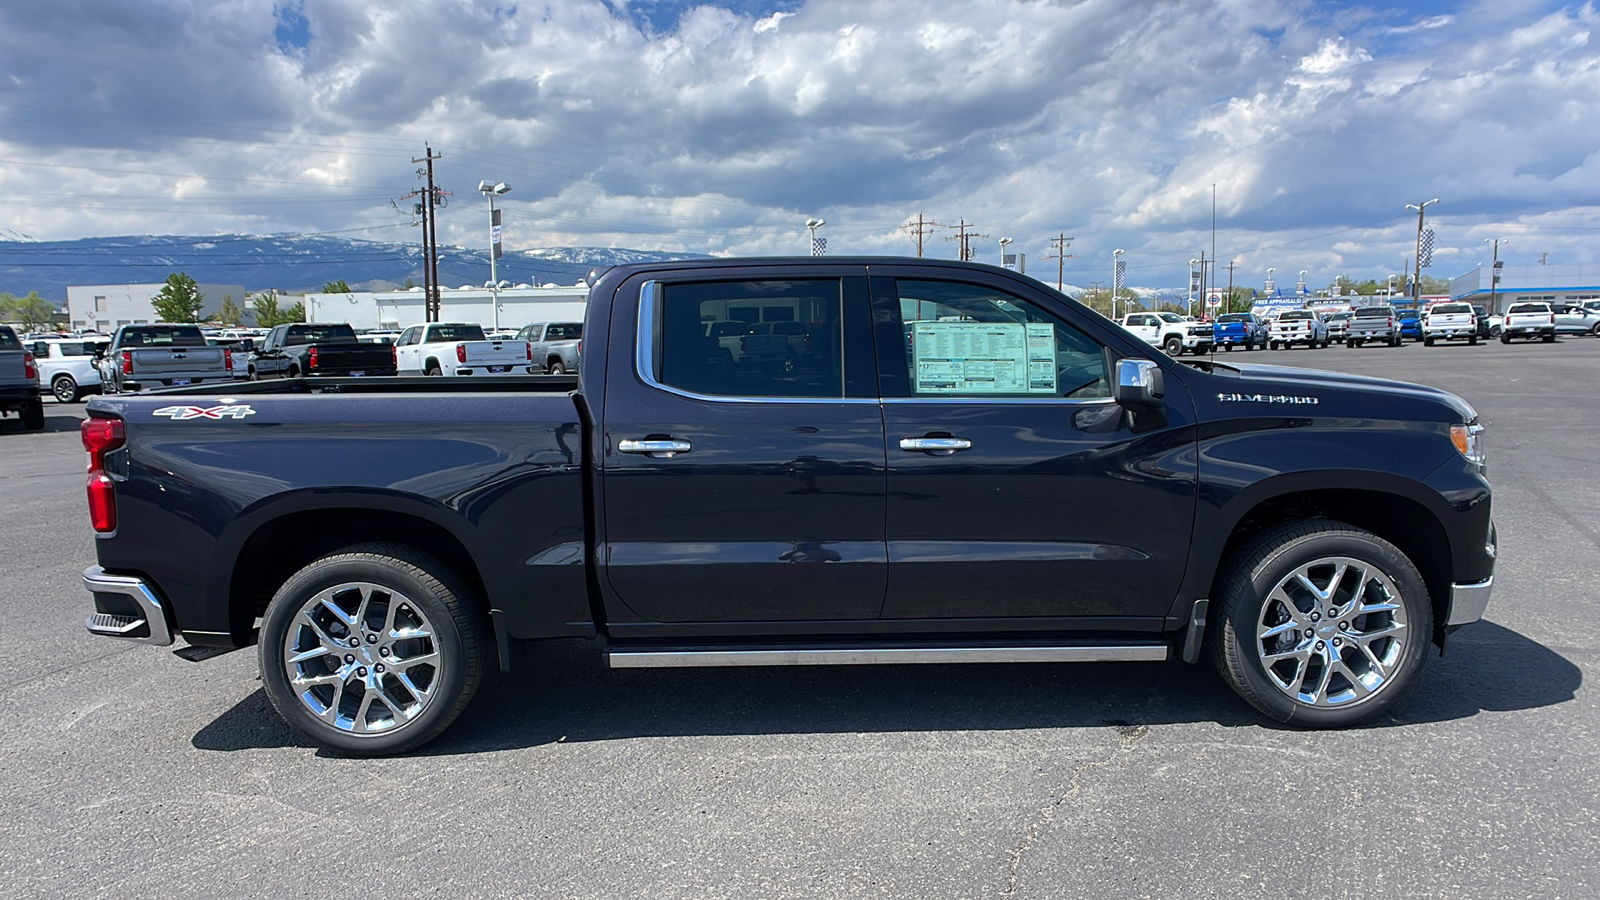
top-left (0, 233), bottom-right (1193, 310)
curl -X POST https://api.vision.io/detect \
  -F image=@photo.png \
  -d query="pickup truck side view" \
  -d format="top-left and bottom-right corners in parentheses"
top-left (1119, 312), bottom-right (1214, 356)
top-left (1421, 302), bottom-right (1479, 346)
top-left (94, 324), bottom-right (234, 393)
top-left (78, 257), bottom-right (1496, 756)
top-left (245, 323), bottom-right (398, 380)
top-left (0, 325), bottom-right (44, 429)
top-left (393, 322), bottom-right (535, 376)
top-left (1347, 305), bottom-right (1402, 348)
top-left (515, 321), bottom-right (583, 374)
top-left (1500, 302), bottom-right (1556, 343)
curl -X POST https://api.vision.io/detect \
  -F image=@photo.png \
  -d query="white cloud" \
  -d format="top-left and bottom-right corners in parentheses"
top-left (0, 0), bottom-right (1597, 289)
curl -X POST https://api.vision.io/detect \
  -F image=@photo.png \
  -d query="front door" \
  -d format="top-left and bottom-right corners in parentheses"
top-left (871, 270), bottom-right (1198, 625)
top-left (600, 268), bottom-right (887, 624)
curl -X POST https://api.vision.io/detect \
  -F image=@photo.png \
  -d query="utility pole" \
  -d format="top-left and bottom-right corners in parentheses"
top-left (404, 145), bottom-right (446, 322)
top-left (1226, 261), bottom-right (1236, 313)
top-left (1044, 233), bottom-right (1075, 292)
top-left (944, 218), bottom-right (987, 261)
top-left (1485, 238), bottom-right (1509, 315)
top-left (901, 212), bottom-right (942, 258)
top-left (1406, 198), bottom-right (1439, 305)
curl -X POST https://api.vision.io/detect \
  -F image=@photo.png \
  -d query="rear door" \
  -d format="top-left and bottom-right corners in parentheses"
top-left (870, 267), bottom-right (1198, 625)
top-left (600, 266), bottom-right (887, 626)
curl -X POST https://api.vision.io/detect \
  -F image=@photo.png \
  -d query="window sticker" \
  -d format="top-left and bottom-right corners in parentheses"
top-left (912, 321), bottom-right (1057, 393)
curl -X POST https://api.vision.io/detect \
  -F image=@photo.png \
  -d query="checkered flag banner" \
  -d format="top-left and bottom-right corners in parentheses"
top-left (1420, 229), bottom-right (1435, 268)
top-left (811, 237), bottom-right (827, 257)
top-left (1114, 259), bottom-right (1126, 293)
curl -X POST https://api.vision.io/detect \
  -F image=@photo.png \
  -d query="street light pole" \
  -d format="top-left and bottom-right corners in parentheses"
top-left (1405, 198), bottom-right (1440, 304)
top-left (999, 236), bottom-right (1013, 268)
top-left (479, 180), bottom-right (511, 331)
top-left (1112, 249), bottom-right (1125, 320)
top-left (806, 218), bottom-right (826, 256)
top-left (1189, 258), bottom-right (1199, 318)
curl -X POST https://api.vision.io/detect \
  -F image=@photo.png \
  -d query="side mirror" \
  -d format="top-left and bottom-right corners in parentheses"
top-left (1113, 358), bottom-right (1164, 411)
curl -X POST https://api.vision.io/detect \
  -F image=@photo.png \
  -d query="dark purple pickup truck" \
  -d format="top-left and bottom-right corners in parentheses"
top-left (78, 257), bottom-right (1496, 755)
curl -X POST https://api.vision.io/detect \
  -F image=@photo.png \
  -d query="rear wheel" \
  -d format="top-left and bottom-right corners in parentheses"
top-left (1543, 332), bottom-right (1556, 343)
top-left (1424, 337), bottom-right (1435, 347)
top-left (21, 398), bottom-right (44, 430)
top-left (547, 359), bottom-right (566, 375)
top-left (425, 361), bottom-right (442, 376)
top-left (1469, 335), bottom-right (1478, 345)
top-left (51, 374), bottom-right (80, 403)
top-left (1212, 521), bottom-right (1431, 727)
top-left (258, 544), bottom-right (487, 756)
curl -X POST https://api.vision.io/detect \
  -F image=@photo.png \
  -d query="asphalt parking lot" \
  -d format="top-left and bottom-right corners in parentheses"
top-left (1, 338), bottom-right (1595, 899)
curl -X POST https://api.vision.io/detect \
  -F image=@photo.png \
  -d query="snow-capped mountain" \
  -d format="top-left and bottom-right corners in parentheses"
top-left (0, 233), bottom-right (709, 302)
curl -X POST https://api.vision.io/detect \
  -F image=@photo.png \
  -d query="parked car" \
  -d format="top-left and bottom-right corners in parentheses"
top-left (1396, 309), bottom-right (1423, 342)
top-left (78, 257), bottom-right (1495, 755)
top-left (1348, 305), bottom-right (1401, 348)
top-left (392, 322), bottom-right (535, 376)
top-left (516, 321), bottom-right (584, 374)
top-left (93, 324), bottom-right (234, 393)
top-left (0, 325), bottom-right (44, 429)
top-left (1421, 302), bottom-right (1479, 346)
top-left (244, 323), bottom-right (398, 380)
top-left (1500, 302), bottom-right (1557, 343)
top-left (1267, 310), bottom-right (1329, 349)
top-left (1324, 311), bottom-right (1355, 344)
top-left (1119, 312), bottom-right (1214, 355)
top-left (30, 337), bottom-right (109, 402)
top-left (1551, 304), bottom-right (1600, 336)
top-left (1212, 312), bottom-right (1265, 351)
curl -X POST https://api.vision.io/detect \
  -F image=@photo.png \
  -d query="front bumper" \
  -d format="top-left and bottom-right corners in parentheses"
top-left (82, 566), bottom-right (175, 646)
top-left (1447, 577), bottom-right (1494, 626)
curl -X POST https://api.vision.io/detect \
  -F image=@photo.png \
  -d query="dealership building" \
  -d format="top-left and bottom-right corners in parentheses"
top-left (66, 282), bottom-right (253, 333)
top-left (304, 282), bottom-right (590, 332)
top-left (1449, 264), bottom-right (1600, 314)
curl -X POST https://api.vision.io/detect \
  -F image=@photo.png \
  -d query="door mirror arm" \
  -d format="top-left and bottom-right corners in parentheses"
top-left (1113, 357), bottom-right (1168, 432)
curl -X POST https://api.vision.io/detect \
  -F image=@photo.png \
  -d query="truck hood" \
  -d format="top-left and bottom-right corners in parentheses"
top-left (1200, 361), bottom-right (1479, 423)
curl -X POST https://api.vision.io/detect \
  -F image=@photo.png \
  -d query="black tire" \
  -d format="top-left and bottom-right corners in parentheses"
top-left (1543, 332), bottom-right (1556, 343)
top-left (1424, 337), bottom-right (1435, 347)
top-left (51, 374), bottom-right (80, 403)
top-left (247, 366), bottom-right (259, 381)
top-left (1162, 335), bottom-right (1182, 356)
top-left (258, 543), bottom-right (487, 756)
top-left (288, 365), bottom-right (301, 379)
top-left (1500, 334), bottom-right (1511, 344)
top-left (1490, 325), bottom-right (1502, 337)
top-left (21, 398), bottom-right (44, 430)
top-left (1468, 335), bottom-right (1478, 345)
top-left (547, 359), bottom-right (566, 375)
top-left (425, 361), bottom-right (442, 376)
top-left (1211, 521), bottom-right (1432, 727)
top-left (1223, 343), bottom-right (1233, 352)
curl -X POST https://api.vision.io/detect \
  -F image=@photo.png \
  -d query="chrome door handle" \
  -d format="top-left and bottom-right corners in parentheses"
top-left (899, 437), bottom-right (972, 453)
top-left (619, 438), bottom-right (693, 458)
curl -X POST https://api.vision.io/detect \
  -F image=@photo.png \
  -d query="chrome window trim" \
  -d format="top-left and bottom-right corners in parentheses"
top-left (882, 396), bottom-right (1117, 406)
top-left (634, 278), bottom-right (878, 406)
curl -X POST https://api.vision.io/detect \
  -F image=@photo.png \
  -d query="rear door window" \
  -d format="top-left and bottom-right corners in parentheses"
top-left (650, 279), bottom-right (846, 399)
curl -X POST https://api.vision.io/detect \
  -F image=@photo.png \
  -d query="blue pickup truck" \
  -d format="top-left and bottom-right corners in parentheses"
top-left (77, 257), bottom-right (1497, 755)
top-left (1212, 313), bottom-right (1266, 351)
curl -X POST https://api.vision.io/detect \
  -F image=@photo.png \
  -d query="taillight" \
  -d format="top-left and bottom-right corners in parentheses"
top-left (23, 351), bottom-right (36, 380)
top-left (81, 417), bottom-right (125, 534)
top-left (308, 346), bottom-right (319, 369)
top-left (391, 345), bottom-right (397, 367)
top-left (455, 343), bottom-right (467, 363)
top-left (121, 349), bottom-right (133, 375)
top-left (576, 339), bottom-right (582, 356)
top-left (1388, 317), bottom-right (1395, 329)
top-left (224, 348), bottom-right (234, 372)
top-left (526, 342), bottom-right (533, 361)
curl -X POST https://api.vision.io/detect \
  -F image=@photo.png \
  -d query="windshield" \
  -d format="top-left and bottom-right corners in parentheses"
top-left (1158, 313), bottom-right (1184, 323)
top-left (427, 324), bottom-right (487, 342)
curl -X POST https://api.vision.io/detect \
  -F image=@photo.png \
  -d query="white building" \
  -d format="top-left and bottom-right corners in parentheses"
top-left (66, 282), bottom-right (252, 333)
top-left (305, 283), bottom-right (590, 332)
top-left (1450, 264), bottom-right (1600, 314)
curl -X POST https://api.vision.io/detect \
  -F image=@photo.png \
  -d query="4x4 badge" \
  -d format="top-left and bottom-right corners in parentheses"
top-left (152, 405), bottom-right (257, 420)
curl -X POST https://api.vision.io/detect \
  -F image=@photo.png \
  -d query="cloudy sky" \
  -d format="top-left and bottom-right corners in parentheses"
top-left (2, 0), bottom-right (1598, 289)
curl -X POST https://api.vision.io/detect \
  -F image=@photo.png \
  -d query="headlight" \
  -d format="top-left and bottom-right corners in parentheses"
top-left (1451, 423), bottom-right (1486, 470)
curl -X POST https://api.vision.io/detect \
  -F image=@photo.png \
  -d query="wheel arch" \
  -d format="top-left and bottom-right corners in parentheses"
top-left (1199, 484), bottom-right (1453, 647)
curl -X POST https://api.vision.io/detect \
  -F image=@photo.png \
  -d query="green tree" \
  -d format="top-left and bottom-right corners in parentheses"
top-left (217, 294), bottom-right (244, 326)
top-left (0, 291), bottom-right (55, 329)
top-left (282, 301), bottom-right (306, 324)
top-left (152, 272), bottom-right (205, 323)
top-left (321, 279), bottom-right (352, 293)
top-left (253, 293), bottom-right (283, 327)
top-left (403, 277), bottom-right (415, 289)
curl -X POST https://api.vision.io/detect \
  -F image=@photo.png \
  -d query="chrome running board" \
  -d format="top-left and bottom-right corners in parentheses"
top-left (607, 643), bottom-right (1169, 669)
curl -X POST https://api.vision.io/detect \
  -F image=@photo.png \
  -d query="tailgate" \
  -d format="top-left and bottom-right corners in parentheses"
top-left (0, 350), bottom-right (26, 384)
top-left (132, 346), bottom-right (227, 376)
top-left (311, 344), bottom-right (394, 370)
top-left (462, 341), bottom-right (529, 366)
top-left (741, 334), bottom-right (788, 355)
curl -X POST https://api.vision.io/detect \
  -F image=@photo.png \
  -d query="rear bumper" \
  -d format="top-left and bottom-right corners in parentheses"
top-left (0, 384), bottom-right (40, 409)
top-left (82, 566), bottom-right (175, 646)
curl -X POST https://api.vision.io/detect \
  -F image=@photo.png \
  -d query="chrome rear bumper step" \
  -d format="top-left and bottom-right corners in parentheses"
top-left (82, 566), bottom-right (175, 647)
top-left (607, 643), bottom-right (1169, 669)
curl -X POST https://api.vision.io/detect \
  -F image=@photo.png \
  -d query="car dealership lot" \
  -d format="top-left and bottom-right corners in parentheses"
top-left (1, 339), bottom-right (1595, 899)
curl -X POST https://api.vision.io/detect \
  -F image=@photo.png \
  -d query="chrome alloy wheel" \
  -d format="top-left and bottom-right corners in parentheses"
top-left (282, 582), bottom-right (440, 734)
top-left (1255, 557), bottom-right (1409, 708)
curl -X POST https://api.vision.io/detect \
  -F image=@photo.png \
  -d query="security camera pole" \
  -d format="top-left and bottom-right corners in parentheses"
top-left (480, 180), bottom-right (511, 331)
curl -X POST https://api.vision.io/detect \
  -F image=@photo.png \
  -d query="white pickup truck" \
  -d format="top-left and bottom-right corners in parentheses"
top-left (1118, 312), bottom-right (1214, 356)
top-left (1422, 302), bottom-right (1479, 346)
top-left (393, 322), bottom-right (536, 376)
top-left (1499, 302), bottom-right (1557, 344)
top-left (1267, 310), bottom-right (1329, 349)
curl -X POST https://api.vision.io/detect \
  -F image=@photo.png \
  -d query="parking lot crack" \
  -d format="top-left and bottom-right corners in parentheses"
top-left (999, 723), bottom-right (1149, 897)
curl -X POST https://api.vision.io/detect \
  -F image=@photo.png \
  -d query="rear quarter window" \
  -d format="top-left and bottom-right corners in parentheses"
top-left (0, 327), bottom-right (19, 351)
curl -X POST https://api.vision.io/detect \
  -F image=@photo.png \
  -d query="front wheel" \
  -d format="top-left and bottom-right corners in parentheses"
top-left (1212, 521), bottom-right (1432, 727)
top-left (425, 362), bottom-right (443, 376)
top-left (1500, 334), bottom-right (1511, 344)
top-left (52, 374), bottom-right (80, 403)
top-left (1162, 336), bottom-right (1182, 356)
top-left (1543, 332), bottom-right (1556, 343)
top-left (258, 544), bottom-right (487, 756)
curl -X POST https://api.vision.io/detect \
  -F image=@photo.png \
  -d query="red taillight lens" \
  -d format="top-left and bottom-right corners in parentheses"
top-left (224, 348), bottom-right (234, 372)
top-left (81, 417), bottom-right (125, 534)
top-left (308, 346), bottom-right (319, 369)
top-left (576, 339), bottom-right (582, 356)
top-left (23, 351), bottom-right (36, 380)
top-left (526, 342), bottom-right (533, 360)
top-left (121, 349), bottom-right (133, 375)
top-left (391, 345), bottom-right (397, 367)
top-left (455, 343), bottom-right (467, 363)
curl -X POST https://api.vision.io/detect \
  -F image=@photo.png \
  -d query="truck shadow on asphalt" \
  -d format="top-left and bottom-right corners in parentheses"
top-left (0, 412), bottom-right (82, 434)
top-left (192, 620), bottom-right (1579, 756)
